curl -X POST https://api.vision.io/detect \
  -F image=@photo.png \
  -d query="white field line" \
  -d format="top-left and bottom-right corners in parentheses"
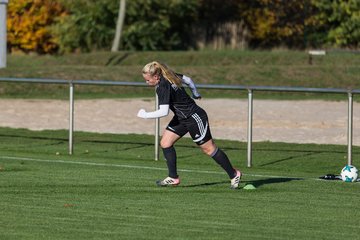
top-left (0, 155), bottom-right (307, 180)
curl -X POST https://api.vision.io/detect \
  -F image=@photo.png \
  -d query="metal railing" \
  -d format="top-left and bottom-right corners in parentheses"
top-left (194, 84), bottom-right (359, 167)
top-left (0, 77), bottom-right (359, 167)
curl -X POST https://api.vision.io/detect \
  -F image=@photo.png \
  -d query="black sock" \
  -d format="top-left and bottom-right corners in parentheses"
top-left (162, 146), bottom-right (178, 178)
top-left (211, 148), bottom-right (236, 178)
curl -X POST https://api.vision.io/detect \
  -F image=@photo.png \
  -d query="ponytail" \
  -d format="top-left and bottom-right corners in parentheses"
top-left (142, 61), bottom-right (182, 87)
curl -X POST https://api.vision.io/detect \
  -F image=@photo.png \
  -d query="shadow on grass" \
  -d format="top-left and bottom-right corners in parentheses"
top-left (1, 132), bottom-right (358, 164)
top-left (181, 177), bottom-right (303, 189)
top-left (243, 177), bottom-right (303, 188)
top-left (105, 52), bottom-right (131, 66)
top-left (0, 133), bottom-right (154, 151)
top-left (181, 181), bottom-right (229, 188)
top-left (258, 152), bottom-right (319, 167)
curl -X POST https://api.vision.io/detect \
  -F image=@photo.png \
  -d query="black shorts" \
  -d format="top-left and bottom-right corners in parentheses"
top-left (166, 107), bottom-right (213, 145)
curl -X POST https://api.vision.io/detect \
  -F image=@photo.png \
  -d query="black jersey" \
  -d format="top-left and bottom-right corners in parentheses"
top-left (156, 75), bottom-right (200, 120)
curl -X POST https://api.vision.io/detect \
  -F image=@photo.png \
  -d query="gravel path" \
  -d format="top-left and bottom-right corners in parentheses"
top-left (0, 98), bottom-right (359, 146)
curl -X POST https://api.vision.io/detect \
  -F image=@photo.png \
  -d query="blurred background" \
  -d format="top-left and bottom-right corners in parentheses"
top-left (0, 0), bottom-right (358, 99)
top-left (5, 0), bottom-right (359, 54)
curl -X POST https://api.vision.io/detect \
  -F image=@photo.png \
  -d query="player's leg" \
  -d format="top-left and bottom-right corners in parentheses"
top-left (199, 139), bottom-right (239, 179)
top-left (157, 118), bottom-right (186, 186)
top-left (160, 129), bottom-right (181, 179)
top-left (200, 139), bottom-right (242, 189)
top-left (188, 109), bottom-right (242, 188)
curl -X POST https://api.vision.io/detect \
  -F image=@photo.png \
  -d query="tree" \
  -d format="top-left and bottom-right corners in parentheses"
top-left (121, 0), bottom-right (198, 50)
top-left (7, 0), bottom-right (66, 54)
top-left (111, 0), bottom-right (126, 52)
top-left (51, 0), bottom-right (198, 52)
top-left (240, 0), bottom-right (318, 48)
top-left (51, 0), bottom-right (118, 53)
top-left (314, 0), bottom-right (359, 48)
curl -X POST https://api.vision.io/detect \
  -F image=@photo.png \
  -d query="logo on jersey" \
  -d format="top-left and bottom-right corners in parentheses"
top-left (171, 83), bottom-right (179, 91)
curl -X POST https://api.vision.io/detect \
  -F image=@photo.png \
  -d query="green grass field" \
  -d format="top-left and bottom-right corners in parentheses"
top-left (1, 127), bottom-right (359, 239)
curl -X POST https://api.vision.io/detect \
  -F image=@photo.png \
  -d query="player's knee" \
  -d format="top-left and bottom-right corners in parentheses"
top-left (200, 143), bottom-right (217, 156)
top-left (160, 139), bottom-right (172, 149)
top-left (202, 148), bottom-right (212, 156)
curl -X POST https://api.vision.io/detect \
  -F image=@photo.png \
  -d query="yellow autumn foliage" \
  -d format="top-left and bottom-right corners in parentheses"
top-left (7, 0), bottom-right (67, 54)
top-left (242, 0), bottom-right (315, 46)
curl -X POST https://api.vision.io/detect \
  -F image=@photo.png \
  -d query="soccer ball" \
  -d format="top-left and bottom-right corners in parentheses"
top-left (340, 165), bottom-right (358, 182)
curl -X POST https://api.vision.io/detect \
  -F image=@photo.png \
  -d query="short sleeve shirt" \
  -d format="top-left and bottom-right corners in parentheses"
top-left (156, 75), bottom-right (199, 120)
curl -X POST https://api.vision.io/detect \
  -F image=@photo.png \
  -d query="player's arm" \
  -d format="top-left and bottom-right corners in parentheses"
top-left (137, 104), bottom-right (169, 119)
top-left (181, 75), bottom-right (201, 99)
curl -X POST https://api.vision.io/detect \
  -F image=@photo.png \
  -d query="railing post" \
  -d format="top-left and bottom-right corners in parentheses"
top-left (347, 92), bottom-right (353, 165)
top-left (69, 82), bottom-right (74, 155)
top-left (247, 89), bottom-right (253, 167)
top-left (0, 0), bottom-right (8, 69)
top-left (155, 92), bottom-right (160, 161)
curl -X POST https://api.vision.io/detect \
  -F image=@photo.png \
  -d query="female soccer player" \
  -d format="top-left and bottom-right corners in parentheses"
top-left (137, 61), bottom-right (242, 189)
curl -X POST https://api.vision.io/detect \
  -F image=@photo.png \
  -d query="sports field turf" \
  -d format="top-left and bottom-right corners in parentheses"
top-left (0, 127), bottom-right (359, 239)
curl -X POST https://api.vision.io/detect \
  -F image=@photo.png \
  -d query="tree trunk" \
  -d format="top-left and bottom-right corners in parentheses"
top-left (111, 0), bottom-right (126, 52)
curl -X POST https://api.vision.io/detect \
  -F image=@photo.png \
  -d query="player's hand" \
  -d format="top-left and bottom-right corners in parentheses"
top-left (193, 94), bottom-right (202, 100)
top-left (137, 109), bottom-right (148, 118)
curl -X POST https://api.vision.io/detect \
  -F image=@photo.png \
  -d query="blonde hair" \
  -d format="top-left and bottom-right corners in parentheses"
top-left (142, 61), bottom-right (182, 87)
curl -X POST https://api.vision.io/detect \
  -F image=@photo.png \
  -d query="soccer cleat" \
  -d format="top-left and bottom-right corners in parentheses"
top-left (230, 169), bottom-right (242, 189)
top-left (156, 176), bottom-right (180, 187)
